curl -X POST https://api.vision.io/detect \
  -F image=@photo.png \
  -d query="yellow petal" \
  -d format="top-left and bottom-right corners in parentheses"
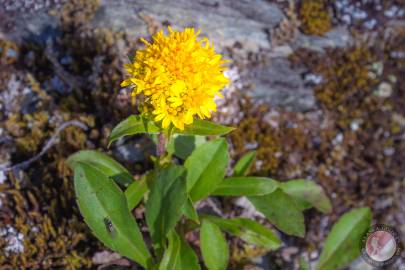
top-left (155, 114), bottom-right (165, 121)
top-left (162, 117), bottom-right (171, 128)
top-left (185, 112), bottom-right (194, 124)
top-left (140, 38), bottom-right (150, 45)
top-left (172, 118), bottom-right (184, 130)
top-left (170, 80), bottom-right (186, 95)
top-left (120, 79), bottom-right (132, 87)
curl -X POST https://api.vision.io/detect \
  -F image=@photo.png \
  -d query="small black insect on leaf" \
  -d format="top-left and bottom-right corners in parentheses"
top-left (104, 217), bottom-right (116, 236)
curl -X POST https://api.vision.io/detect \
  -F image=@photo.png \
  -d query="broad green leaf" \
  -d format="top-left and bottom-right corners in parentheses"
top-left (248, 188), bottom-right (305, 237)
top-left (175, 119), bottom-right (234, 136)
top-left (159, 231), bottom-right (200, 270)
top-left (67, 150), bottom-right (133, 187)
top-left (167, 135), bottom-right (207, 160)
top-left (74, 163), bottom-right (151, 267)
top-left (315, 208), bottom-right (372, 270)
top-left (233, 151), bottom-right (257, 176)
top-left (200, 220), bottom-right (229, 270)
top-left (202, 215), bottom-right (281, 250)
top-left (281, 180), bottom-right (332, 213)
top-left (108, 115), bottom-right (160, 146)
top-left (125, 175), bottom-right (148, 210)
top-left (212, 177), bottom-right (279, 196)
top-left (183, 197), bottom-right (200, 224)
top-left (145, 165), bottom-right (187, 245)
top-left (185, 138), bottom-right (229, 202)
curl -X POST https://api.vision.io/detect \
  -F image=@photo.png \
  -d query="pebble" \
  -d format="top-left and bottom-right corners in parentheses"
top-left (332, 133), bottom-right (344, 145)
top-left (281, 247), bottom-right (299, 262)
top-left (383, 147), bottom-right (395, 156)
top-left (376, 82), bottom-right (393, 98)
top-left (309, 250), bottom-right (318, 260)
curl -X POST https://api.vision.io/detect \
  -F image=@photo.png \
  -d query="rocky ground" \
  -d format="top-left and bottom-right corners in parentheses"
top-left (0, 0), bottom-right (404, 269)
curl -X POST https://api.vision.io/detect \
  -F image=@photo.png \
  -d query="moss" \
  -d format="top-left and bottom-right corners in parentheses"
top-left (227, 96), bottom-right (315, 178)
top-left (223, 32), bottom-right (404, 260)
top-left (230, 241), bottom-right (269, 269)
top-left (0, 174), bottom-right (94, 269)
top-left (51, 1), bottom-right (137, 122)
top-left (0, 1), bottom-right (150, 267)
top-left (288, 33), bottom-right (404, 222)
top-left (290, 44), bottom-right (383, 128)
top-left (298, 0), bottom-right (332, 36)
top-left (55, 0), bottom-right (101, 32)
top-left (0, 50), bottom-right (100, 269)
top-left (229, 97), bottom-right (281, 175)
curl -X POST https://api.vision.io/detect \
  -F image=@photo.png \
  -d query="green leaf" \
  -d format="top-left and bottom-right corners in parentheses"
top-left (201, 215), bottom-right (281, 250)
top-left (175, 119), bottom-right (234, 136)
top-left (185, 138), bottom-right (229, 202)
top-left (125, 174), bottom-right (149, 210)
top-left (159, 231), bottom-right (200, 270)
top-left (233, 151), bottom-right (256, 176)
top-left (300, 256), bottom-right (311, 270)
top-left (108, 115), bottom-right (160, 146)
top-left (212, 177), bottom-right (279, 196)
top-left (183, 197), bottom-right (200, 224)
top-left (281, 180), bottom-right (332, 213)
top-left (167, 135), bottom-right (207, 160)
top-left (248, 188), bottom-right (305, 237)
top-left (200, 220), bottom-right (229, 270)
top-left (74, 163), bottom-right (151, 267)
top-left (315, 208), bottom-right (372, 270)
top-left (145, 165), bottom-right (187, 245)
top-left (67, 150), bottom-right (133, 187)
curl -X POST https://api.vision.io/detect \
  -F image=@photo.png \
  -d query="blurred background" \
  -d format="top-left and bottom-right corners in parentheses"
top-left (0, 0), bottom-right (403, 269)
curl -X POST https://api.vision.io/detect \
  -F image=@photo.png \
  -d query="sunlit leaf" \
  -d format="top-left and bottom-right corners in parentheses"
top-left (67, 150), bottom-right (134, 187)
top-left (212, 177), bottom-right (279, 196)
top-left (185, 138), bottom-right (229, 202)
top-left (248, 188), bottom-right (305, 237)
top-left (281, 179), bottom-right (332, 213)
top-left (233, 151), bottom-right (256, 176)
top-left (315, 208), bottom-right (372, 270)
top-left (108, 115), bottom-right (160, 146)
top-left (200, 220), bottom-right (229, 270)
top-left (175, 119), bottom-right (234, 136)
top-left (183, 197), bottom-right (200, 224)
top-left (124, 174), bottom-right (149, 210)
top-left (145, 165), bottom-right (187, 246)
top-left (74, 163), bottom-right (151, 267)
top-left (201, 215), bottom-right (281, 250)
top-left (159, 231), bottom-right (200, 270)
top-left (167, 135), bottom-right (207, 160)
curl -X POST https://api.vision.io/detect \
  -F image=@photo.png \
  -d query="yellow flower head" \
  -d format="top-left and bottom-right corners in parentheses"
top-left (121, 27), bottom-right (229, 130)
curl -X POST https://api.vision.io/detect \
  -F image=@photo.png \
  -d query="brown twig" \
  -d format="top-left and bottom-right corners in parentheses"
top-left (0, 120), bottom-right (88, 173)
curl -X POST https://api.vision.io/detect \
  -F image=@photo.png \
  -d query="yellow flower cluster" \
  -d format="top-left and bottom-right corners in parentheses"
top-left (121, 27), bottom-right (229, 130)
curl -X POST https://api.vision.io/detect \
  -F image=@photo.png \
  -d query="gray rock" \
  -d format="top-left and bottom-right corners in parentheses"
top-left (2, 0), bottom-right (284, 52)
top-left (293, 26), bottom-right (354, 52)
top-left (248, 57), bottom-right (316, 111)
top-left (1, 1), bottom-right (316, 112)
top-left (0, 5), bottom-right (59, 42)
top-left (95, 0), bottom-right (284, 52)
